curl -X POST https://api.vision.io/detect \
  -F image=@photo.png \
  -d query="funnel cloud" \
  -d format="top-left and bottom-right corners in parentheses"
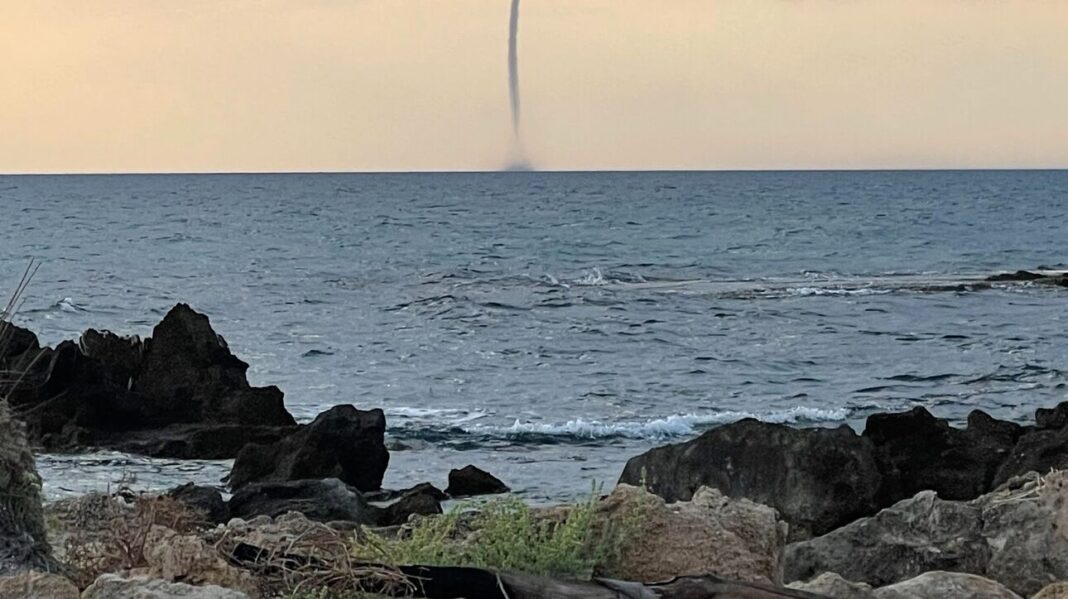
top-left (506, 0), bottom-right (530, 170)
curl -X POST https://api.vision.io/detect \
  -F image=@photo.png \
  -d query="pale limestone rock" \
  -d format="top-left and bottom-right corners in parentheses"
top-left (601, 484), bottom-right (789, 585)
top-left (787, 572), bottom-right (876, 598)
top-left (82, 575), bottom-right (249, 599)
top-left (0, 571), bottom-right (78, 599)
top-left (1033, 582), bottom-right (1068, 599)
top-left (872, 571), bottom-right (1021, 599)
top-left (141, 526), bottom-right (258, 597)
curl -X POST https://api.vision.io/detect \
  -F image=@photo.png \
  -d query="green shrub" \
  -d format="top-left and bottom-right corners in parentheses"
top-left (352, 484), bottom-right (639, 580)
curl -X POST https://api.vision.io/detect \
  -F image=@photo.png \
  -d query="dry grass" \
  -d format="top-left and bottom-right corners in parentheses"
top-left (0, 260), bottom-right (42, 395)
top-left (215, 518), bottom-right (412, 598)
top-left (61, 491), bottom-right (207, 588)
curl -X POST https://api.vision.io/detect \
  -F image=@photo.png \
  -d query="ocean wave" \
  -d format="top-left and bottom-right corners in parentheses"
top-left (448, 406), bottom-right (852, 442)
top-left (573, 268), bottom-right (610, 286)
top-left (21, 297), bottom-right (90, 316)
top-left (386, 407), bottom-right (489, 425)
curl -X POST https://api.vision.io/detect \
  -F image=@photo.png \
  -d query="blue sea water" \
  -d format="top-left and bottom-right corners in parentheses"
top-left (2, 170), bottom-right (1066, 501)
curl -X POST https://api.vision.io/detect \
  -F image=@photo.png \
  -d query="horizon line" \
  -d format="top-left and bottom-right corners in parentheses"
top-left (2, 167), bottom-right (1068, 177)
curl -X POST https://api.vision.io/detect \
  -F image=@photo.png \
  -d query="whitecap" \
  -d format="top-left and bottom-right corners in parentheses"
top-left (573, 267), bottom-right (608, 286)
top-left (461, 406), bottom-right (852, 441)
top-left (57, 297), bottom-right (87, 312)
top-left (387, 407), bottom-right (489, 425)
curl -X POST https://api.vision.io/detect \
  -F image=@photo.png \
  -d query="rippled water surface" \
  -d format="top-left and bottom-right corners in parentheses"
top-left (2, 171), bottom-right (1066, 500)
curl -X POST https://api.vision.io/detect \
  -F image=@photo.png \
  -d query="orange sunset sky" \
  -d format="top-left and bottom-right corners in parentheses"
top-left (3, 1), bottom-right (1067, 173)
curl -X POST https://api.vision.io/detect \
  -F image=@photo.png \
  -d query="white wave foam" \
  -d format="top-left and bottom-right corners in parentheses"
top-left (57, 297), bottom-right (87, 312)
top-left (388, 407), bottom-right (488, 424)
top-left (573, 267), bottom-right (609, 286)
top-left (462, 406), bottom-right (851, 441)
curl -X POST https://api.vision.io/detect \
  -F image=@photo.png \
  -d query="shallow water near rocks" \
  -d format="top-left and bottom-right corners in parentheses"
top-left (2, 170), bottom-right (1066, 501)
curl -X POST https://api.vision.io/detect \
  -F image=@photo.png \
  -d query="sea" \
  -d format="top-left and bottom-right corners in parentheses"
top-left (1, 170), bottom-right (1066, 502)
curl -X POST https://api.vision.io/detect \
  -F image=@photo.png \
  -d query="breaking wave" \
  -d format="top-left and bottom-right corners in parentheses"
top-left (392, 406), bottom-right (852, 445)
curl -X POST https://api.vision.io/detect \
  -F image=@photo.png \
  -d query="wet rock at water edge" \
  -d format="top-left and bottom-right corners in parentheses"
top-left (228, 404), bottom-right (389, 492)
top-left (620, 419), bottom-right (882, 540)
top-left (445, 465), bottom-right (511, 498)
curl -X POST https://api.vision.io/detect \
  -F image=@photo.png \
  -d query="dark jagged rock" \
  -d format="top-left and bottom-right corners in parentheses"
top-left (863, 407), bottom-right (1024, 503)
top-left (227, 478), bottom-right (376, 524)
top-left (78, 329), bottom-right (144, 386)
top-left (228, 405), bottom-right (389, 492)
top-left (365, 482), bottom-right (448, 503)
top-left (1036, 403), bottom-right (1068, 430)
top-left (378, 490), bottom-right (443, 526)
top-left (994, 426), bottom-right (1068, 487)
top-left (445, 465), bottom-right (510, 498)
top-left (133, 304), bottom-right (293, 427)
top-left (166, 483), bottom-right (229, 524)
top-left (100, 424), bottom-right (295, 460)
top-left (986, 270), bottom-right (1048, 282)
top-left (985, 270), bottom-right (1068, 286)
top-left (620, 419), bottom-right (882, 540)
top-left (0, 304), bottom-right (297, 459)
top-left (992, 401), bottom-right (1068, 487)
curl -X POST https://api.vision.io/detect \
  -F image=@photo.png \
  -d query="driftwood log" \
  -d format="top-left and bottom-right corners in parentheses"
top-left (392, 566), bottom-right (830, 599)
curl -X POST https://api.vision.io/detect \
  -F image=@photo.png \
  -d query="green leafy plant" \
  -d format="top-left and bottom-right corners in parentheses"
top-left (352, 483), bottom-right (640, 581)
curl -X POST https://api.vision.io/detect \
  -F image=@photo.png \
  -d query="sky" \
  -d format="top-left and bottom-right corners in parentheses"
top-left (2, 0), bottom-right (1067, 173)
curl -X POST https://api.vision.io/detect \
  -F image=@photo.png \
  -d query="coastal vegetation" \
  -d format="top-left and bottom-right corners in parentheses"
top-left (352, 486), bottom-right (639, 580)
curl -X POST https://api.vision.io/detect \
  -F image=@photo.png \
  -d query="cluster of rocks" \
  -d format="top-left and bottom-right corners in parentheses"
top-left (0, 304), bottom-right (519, 597)
top-left (169, 463), bottom-right (506, 530)
top-left (620, 403), bottom-right (1068, 539)
top-left (619, 405), bottom-right (1068, 597)
top-left (7, 302), bottom-right (1068, 597)
top-left (0, 303), bottom-right (510, 501)
top-left (0, 304), bottom-right (296, 458)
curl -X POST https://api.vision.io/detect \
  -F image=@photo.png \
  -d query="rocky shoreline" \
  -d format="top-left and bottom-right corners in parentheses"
top-left (3, 300), bottom-right (1068, 597)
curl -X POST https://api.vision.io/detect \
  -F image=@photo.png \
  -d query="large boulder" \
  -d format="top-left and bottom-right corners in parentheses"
top-left (619, 419), bottom-right (882, 539)
top-left (784, 471), bottom-right (1068, 597)
top-left (863, 408), bottom-right (1023, 503)
top-left (783, 491), bottom-right (989, 587)
top-left (872, 571), bottom-right (1021, 599)
top-left (599, 484), bottom-right (789, 586)
top-left (378, 490), bottom-right (443, 526)
top-left (167, 484), bottom-right (229, 525)
top-left (227, 478), bottom-right (377, 524)
top-left (446, 465), bottom-right (510, 498)
top-left (228, 405), bottom-right (389, 492)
